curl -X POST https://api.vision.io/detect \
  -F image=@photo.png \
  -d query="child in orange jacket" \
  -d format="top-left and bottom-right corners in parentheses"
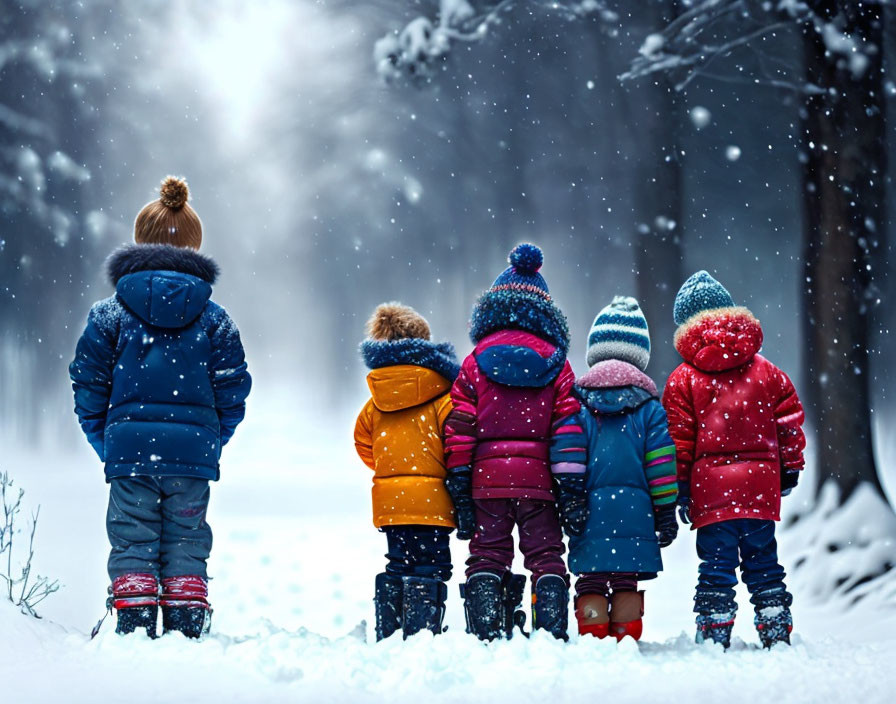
top-left (354, 303), bottom-right (459, 640)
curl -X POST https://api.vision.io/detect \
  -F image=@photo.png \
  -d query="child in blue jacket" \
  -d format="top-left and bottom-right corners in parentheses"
top-left (551, 297), bottom-right (678, 641)
top-left (70, 177), bottom-right (251, 638)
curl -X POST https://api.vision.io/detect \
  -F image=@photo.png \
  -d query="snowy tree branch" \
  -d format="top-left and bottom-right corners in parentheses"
top-left (620, 0), bottom-right (892, 92)
top-left (374, 0), bottom-right (617, 85)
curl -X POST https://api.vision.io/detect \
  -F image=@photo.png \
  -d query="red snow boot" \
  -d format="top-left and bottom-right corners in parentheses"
top-left (161, 575), bottom-right (210, 639)
top-left (575, 593), bottom-right (610, 638)
top-left (609, 590), bottom-right (644, 642)
top-left (112, 573), bottom-right (159, 638)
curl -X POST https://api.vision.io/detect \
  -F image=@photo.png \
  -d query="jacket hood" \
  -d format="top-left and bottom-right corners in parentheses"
top-left (107, 244), bottom-right (219, 286)
top-left (673, 306), bottom-right (763, 373)
top-left (360, 338), bottom-right (460, 382)
top-left (474, 329), bottom-right (564, 387)
top-left (107, 244), bottom-right (217, 329)
top-left (366, 365), bottom-right (451, 412)
top-left (576, 359), bottom-right (658, 396)
top-left (574, 359), bottom-right (657, 415)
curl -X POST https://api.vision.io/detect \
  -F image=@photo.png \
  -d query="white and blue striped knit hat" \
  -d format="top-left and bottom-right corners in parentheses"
top-left (586, 296), bottom-right (651, 371)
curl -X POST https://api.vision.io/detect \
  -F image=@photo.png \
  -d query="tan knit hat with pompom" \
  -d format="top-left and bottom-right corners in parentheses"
top-left (134, 176), bottom-right (202, 249)
top-left (366, 303), bottom-right (431, 341)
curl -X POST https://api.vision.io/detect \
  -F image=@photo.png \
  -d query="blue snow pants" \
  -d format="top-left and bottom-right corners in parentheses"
top-left (107, 476), bottom-right (212, 580)
top-left (695, 519), bottom-right (790, 614)
top-left (383, 525), bottom-right (453, 582)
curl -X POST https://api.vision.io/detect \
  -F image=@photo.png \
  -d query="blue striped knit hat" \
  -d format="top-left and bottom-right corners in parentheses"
top-left (673, 270), bottom-right (735, 326)
top-left (586, 296), bottom-right (650, 371)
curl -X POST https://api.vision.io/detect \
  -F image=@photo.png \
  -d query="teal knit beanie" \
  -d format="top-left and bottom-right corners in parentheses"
top-left (673, 271), bottom-right (735, 326)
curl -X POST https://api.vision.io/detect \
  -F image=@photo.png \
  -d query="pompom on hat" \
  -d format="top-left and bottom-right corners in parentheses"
top-left (366, 302), bottom-right (431, 341)
top-left (673, 270), bottom-right (735, 326)
top-left (586, 296), bottom-right (651, 371)
top-left (488, 243), bottom-right (551, 299)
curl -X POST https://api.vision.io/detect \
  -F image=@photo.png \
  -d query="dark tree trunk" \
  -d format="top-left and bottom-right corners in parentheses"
top-left (631, 1), bottom-right (684, 385)
top-left (800, 4), bottom-right (888, 502)
top-left (631, 74), bottom-right (683, 385)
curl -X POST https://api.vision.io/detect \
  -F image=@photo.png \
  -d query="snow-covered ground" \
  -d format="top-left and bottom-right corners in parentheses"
top-left (3, 405), bottom-right (896, 703)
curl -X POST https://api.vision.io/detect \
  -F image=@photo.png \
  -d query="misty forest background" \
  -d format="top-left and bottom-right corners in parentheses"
top-left (2, 0), bottom-right (896, 600)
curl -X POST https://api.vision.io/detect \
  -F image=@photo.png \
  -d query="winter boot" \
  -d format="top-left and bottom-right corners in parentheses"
top-left (111, 573), bottom-right (159, 638)
top-left (752, 587), bottom-right (793, 648)
top-left (374, 572), bottom-right (403, 641)
top-left (575, 593), bottom-right (610, 638)
top-left (461, 572), bottom-right (504, 641)
top-left (531, 574), bottom-right (569, 641)
top-left (502, 572), bottom-right (528, 637)
top-left (695, 588), bottom-right (736, 649)
top-left (696, 614), bottom-right (735, 648)
top-left (401, 576), bottom-right (447, 638)
top-left (161, 575), bottom-right (210, 639)
top-left (609, 590), bottom-right (644, 641)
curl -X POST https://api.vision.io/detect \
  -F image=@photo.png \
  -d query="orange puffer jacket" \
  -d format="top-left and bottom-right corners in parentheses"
top-left (354, 364), bottom-right (456, 529)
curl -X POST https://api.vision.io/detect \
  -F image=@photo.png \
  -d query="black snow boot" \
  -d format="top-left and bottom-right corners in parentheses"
top-left (374, 572), bottom-right (404, 641)
top-left (462, 572), bottom-right (504, 641)
top-left (162, 605), bottom-right (210, 639)
top-left (461, 571), bottom-right (528, 641)
top-left (116, 605), bottom-right (158, 638)
top-left (531, 574), bottom-right (569, 641)
top-left (401, 576), bottom-right (447, 638)
top-left (753, 587), bottom-right (793, 648)
top-left (695, 588), bottom-right (737, 649)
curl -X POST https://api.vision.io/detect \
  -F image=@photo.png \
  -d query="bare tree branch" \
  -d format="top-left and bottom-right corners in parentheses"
top-left (0, 472), bottom-right (60, 617)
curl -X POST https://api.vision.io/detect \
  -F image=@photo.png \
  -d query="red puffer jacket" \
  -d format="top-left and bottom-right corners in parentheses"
top-left (662, 307), bottom-right (805, 529)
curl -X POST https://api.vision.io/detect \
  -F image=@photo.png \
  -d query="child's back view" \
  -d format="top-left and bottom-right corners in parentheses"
top-left (354, 303), bottom-right (459, 640)
top-left (662, 271), bottom-right (805, 648)
top-left (70, 177), bottom-right (251, 638)
top-left (444, 244), bottom-right (583, 641)
top-left (555, 297), bottom-right (679, 642)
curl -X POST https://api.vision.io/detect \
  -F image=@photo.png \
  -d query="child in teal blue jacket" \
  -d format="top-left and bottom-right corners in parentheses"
top-left (551, 297), bottom-right (677, 641)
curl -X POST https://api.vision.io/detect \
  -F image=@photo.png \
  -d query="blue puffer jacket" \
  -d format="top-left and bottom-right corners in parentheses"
top-left (555, 360), bottom-right (677, 578)
top-left (70, 244), bottom-right (251, 481)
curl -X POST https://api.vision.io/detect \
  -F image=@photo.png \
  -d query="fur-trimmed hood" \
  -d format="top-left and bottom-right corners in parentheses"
top-left (106, 244), bottom-right (218, 329)
top-left (360, 338), bottom-right (459, 412)
top-left (107, 243), bottom-right (219, 286)
top-left (673, 306), bottom-right (763, 372)
top-left (360, 338), bottom-right (460, 382)
top-left (575, 359), bottom-right (657, 415)
top-left (469, 287), bottom-right (570, 375)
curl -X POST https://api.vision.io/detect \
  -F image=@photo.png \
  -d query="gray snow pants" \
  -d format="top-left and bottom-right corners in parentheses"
top-left (106, 476), bottom-right (212, 580)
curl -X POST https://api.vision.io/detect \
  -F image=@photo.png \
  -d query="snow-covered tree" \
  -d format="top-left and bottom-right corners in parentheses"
top-left (0, 0), bottom-right (107, 439)
top-left (621, 0), bottom-right (892, 508)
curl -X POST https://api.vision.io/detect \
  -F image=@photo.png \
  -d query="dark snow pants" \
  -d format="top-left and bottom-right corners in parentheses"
top-left (107, 476), bottom-right (212, 580)
top-left (382, 525), bottom-right (453, 582)
top-left (466, 498), bottom-right (568, 584)
top-left (695, 518), bottom-right (789, 614)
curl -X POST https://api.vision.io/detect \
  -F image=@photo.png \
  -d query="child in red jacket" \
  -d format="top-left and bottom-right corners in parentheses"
top-left (662, 271), bottom-right (805, 649)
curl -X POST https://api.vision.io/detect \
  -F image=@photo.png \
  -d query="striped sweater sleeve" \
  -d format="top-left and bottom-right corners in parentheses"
top-left (550, 411), bottom-right (587, 474)
top-left (643, 399), bottom-right (678, 506)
